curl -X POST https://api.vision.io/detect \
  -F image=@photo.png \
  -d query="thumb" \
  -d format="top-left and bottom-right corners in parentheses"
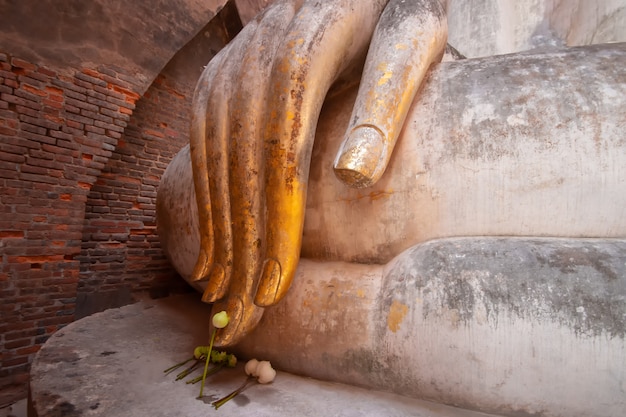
top-left (334, 0), bottom-right (447, 188)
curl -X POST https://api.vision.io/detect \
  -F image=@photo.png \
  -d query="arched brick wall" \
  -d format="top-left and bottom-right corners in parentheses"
top-left (0, 53), bottom-right (141, 401)
top-left (0, 1), bottom-right (241, 403)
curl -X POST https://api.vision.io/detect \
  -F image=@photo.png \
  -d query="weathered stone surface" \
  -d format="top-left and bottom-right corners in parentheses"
top-left (236, 237), bottom-right (626, 417)
top-left (446, 0), bottom-right (626, 57)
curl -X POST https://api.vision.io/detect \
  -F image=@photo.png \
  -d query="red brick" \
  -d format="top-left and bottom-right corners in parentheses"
top-left (4, 78), bottom-right (18, 89)
top-left (43, 98), bottom-right (64, 110)
top-left (0, 230), bottom-right (24, 238)
top-left (22, 84), bottom-right (47, 97)
top-left (15, 87), bottom-right (44, 102)
top-left (20, 70), bottom-right (50, 84)
top-left (11, 58), bottom-right (36, 71)
top-left (2, 357), bottom-right (29, 368)
top-left (1, 55), bottom-right (200, 395)
top-left (16, 345), bottom-right (41, 356)
top-left (21, 169), bottom-right (63, 186)
top-left (0, 167), bottom-right (20, 179)
top-left (51, 78), bottom-right (87, 94)
top-left (41, 144), bottom-right (80, 159)
top-left (65, 119), bottom-right (84, 130)
top-left (37, 67), bottom-right (57, 78)
top-left (66, 112), bottom-right (94, 125)
top-left (19, 114), bottom-right (61, 130)
top-left (65, 97), bottom-right (99, 112)
top-left (20, 122), bottom-right (46, 136)
top-left (37, 316), bottom-right (73, 327)
top-left (15, 104), bottom-right (39, 118)
top-left (1, 92), bottom-right (41, 110)
top-left (75, 71), bottom-right (107, 87)
top-left (4, 339), bottom-right (32, 350)
top-left (20, 130), bottom-right (56, 145)
top-left (93, 84), bottom-right (123, 100)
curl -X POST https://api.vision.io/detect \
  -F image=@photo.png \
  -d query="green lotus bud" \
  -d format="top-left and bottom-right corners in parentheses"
top-left (212, 311), bottom-right (229, 329)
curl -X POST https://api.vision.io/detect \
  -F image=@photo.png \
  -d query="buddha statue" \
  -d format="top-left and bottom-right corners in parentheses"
top-left (156, 2), bottom-right (626, 414)
top-left (157, 0), bottom-right (625, 344)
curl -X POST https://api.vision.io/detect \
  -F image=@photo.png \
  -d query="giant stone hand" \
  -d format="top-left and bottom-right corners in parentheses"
top-left (188, 0), bottom-right (447, 345)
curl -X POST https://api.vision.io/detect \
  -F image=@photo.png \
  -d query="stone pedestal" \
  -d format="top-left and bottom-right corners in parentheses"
top-left (29, 295), bottom-right (501, 417)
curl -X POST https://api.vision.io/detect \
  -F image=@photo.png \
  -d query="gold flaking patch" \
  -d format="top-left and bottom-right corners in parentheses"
top-left (378, 70), bottom-right (393, 86)
top-left (387, 299), bottom-right (409, 333)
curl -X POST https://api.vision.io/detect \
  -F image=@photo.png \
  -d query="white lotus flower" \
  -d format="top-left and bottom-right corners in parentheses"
top-left (255, 360), bottom-right (276, 384)
top-left (213, 359), bottom-right (277, 409)
top-left (245, 358), bottom-right (259, 376)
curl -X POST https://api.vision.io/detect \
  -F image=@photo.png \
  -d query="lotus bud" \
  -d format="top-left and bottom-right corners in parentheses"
top-left (212, 311), bottom-right (229, 329)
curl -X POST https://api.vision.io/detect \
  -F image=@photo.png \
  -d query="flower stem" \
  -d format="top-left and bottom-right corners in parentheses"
top-left (198, 328), bottom-right (217, 398)
top-left (186, 364), bottom-right (223, 384)
top-left (212, 376), bottom-right (255, 410)
top-left (163, 357), bottom-right (193, 375)
top-left (175, 359), bottom-right (202, 381)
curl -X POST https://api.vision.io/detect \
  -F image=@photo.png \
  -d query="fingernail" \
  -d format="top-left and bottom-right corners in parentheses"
top-left (254, 259), bottom-right (281, 307)
top-left (213, 295), bottom-right (264, 347)
top-left (201, 263), bottom-right (226, 303)
top-left (333, 125), bottom-right (386, 188)
top-left (212, 296), bottom-right (243, 347)
top-left (190, 251), bottom-right (212, 282)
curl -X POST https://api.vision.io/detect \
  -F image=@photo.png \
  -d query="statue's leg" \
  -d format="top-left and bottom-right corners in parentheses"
top-left (255, 0), bottom-right (390, 307)
top-left (334, 0), bottom-right (447, 187)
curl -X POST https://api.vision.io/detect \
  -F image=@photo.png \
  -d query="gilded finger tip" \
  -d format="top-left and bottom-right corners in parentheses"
top-left (211, 297), bottom-right (243, 347)
top-left (190, 264), bottom-right (209, 282)
top-left (212, 296), bottom-right (264, 347)
top-left (333, 166), bottom-right (376, 188)
top-left (201, 264), bottom-right (227, 303)
top-left (254, 259), bottom-right (281, 307)
top-left (334, 125), bottom-right (386, 188)
top-left (190, 251), bottom-right (213, 282)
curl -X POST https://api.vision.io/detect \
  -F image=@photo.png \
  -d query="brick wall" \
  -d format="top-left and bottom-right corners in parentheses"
top-left (76, 72), bottom-right (195, 318)
top-left (0, 55), bottom-right (198, 402)
top-left (0, 57), bottom-right (200, 400)
top-left (0, 53), bottom-right (142, 401)
top-left (0, 2), bottom-right (239, 403)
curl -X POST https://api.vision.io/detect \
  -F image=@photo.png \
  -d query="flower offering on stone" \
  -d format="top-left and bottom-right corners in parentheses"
top-left (212, 359), bottom-right (276, 410)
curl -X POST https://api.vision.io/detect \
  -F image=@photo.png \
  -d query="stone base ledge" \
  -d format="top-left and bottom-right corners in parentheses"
top-left (29, 295), bottom-right (501, 417)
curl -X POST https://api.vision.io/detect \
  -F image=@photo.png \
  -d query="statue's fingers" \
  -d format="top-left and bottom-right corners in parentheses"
top-left (188, 49), bottom-right (228, 282)
top-left (214, 1), bottom-right (299, 345)
top-left (199, 21), bottom-right (261, 302)
top-left (254, 0), bottom-right (389, 307)
top-left (333, 0), bottom-right (447, 188)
